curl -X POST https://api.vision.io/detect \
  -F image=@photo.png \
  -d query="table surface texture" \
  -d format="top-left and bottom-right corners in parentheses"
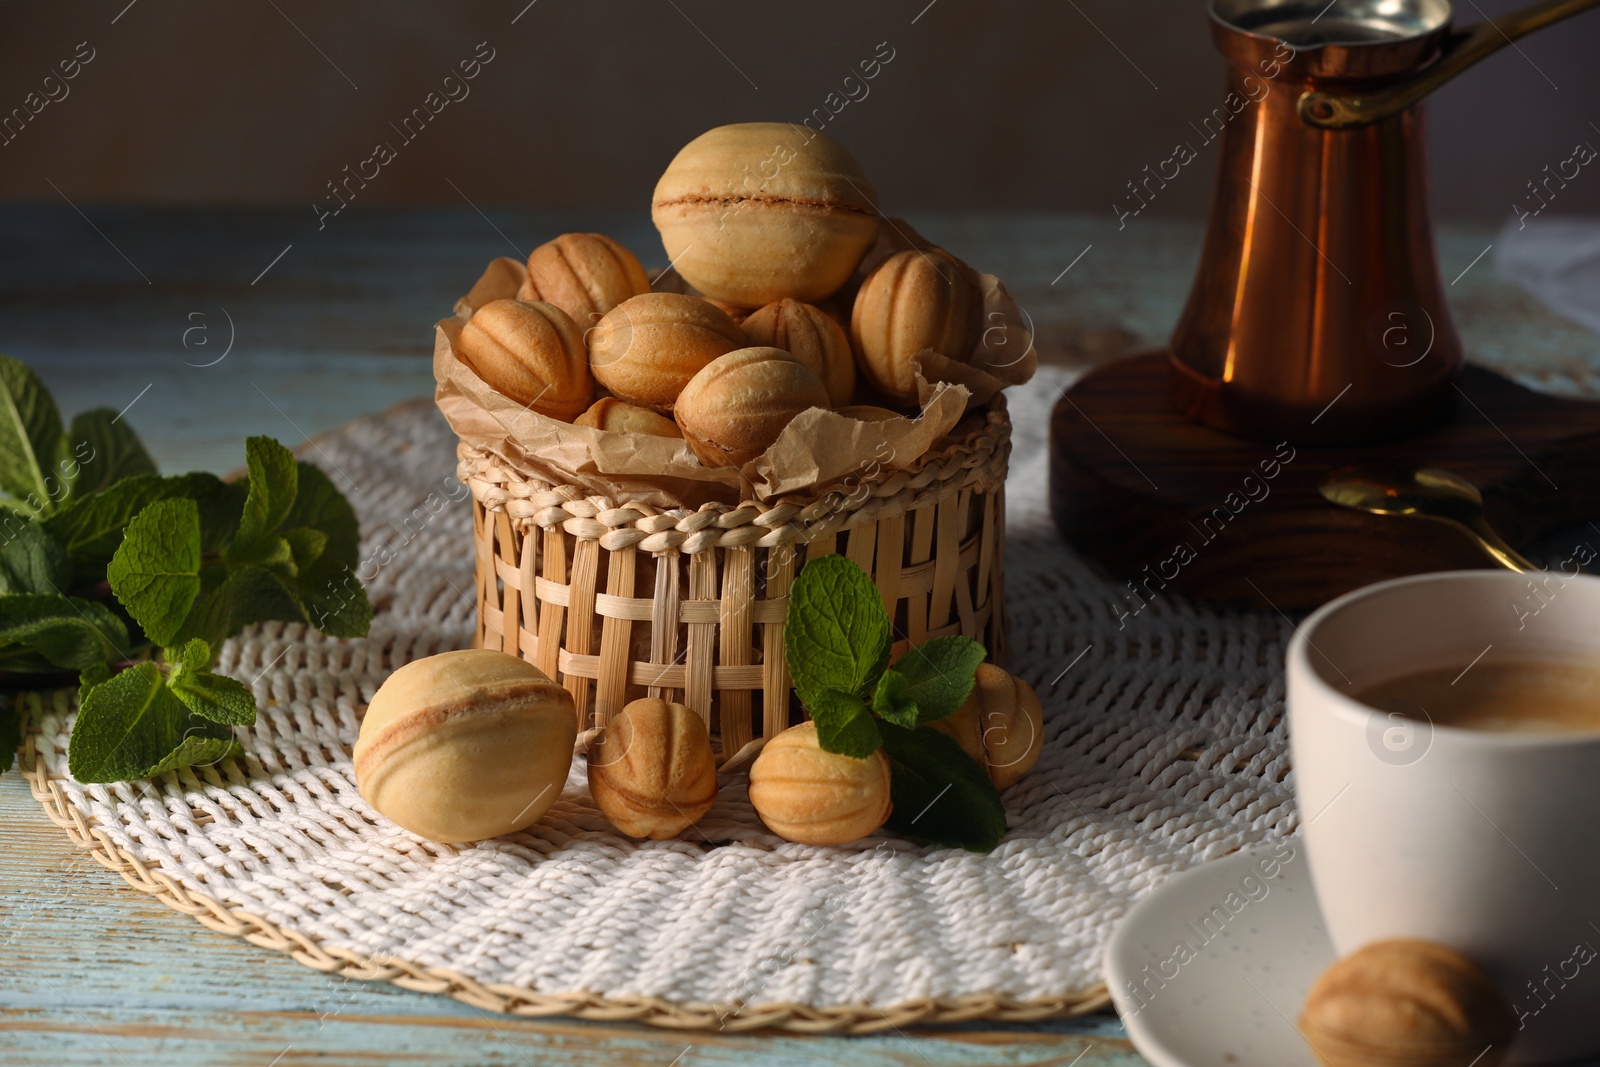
top-left (2, 204), bottom-right (1593, 1067)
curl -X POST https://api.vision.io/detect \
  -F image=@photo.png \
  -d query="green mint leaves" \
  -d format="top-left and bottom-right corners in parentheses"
top-left (106, 437), bottom-right (370, 652)
top-left (0, 357), bottom-right (64, 511)
top-left (0, 355), bottom-right (156, 518)
top-left (0, 357), bottom-right (373, 784)
top-left (67, 648), bottom-right (245, 783)
top-left (68, 435), bottom-right (373, 780)
top-left (808, 688), bottom-right (881, 758)
top-left (879, 723), bottom-right (1007, 853)
top-left (786, 553), bottom-right (891, 704)
top-left (783, 553), bottom-right (1004, 851)
top-left (108, 498), bottom-right (203, 648)
top-left (60, 409), bottom-right (159, 503)
top-left (873, 636), bottom-right (987, 729)
top-left (44, 472), bottom-right (242, 580)
top-left (0, 594), bottom-right (130, 674)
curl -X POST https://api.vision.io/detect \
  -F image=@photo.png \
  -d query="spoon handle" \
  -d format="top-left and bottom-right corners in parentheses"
top-left (1466, 517), bottom-right (1539, 573)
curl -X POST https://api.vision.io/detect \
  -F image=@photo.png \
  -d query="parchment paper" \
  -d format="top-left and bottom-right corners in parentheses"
top-left (433, 219), bottom-right (1033, 510)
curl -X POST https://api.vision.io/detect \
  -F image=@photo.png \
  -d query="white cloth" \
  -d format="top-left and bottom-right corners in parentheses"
top-left (34, 372), bottom-right (1298, 1010)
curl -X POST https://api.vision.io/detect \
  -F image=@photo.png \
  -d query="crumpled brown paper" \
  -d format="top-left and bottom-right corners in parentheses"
top-left (433, 218), bottom-right (1033, 511)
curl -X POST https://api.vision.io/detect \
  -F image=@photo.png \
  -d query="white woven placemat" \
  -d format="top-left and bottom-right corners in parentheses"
top-left (23, 367), bottom-right (1303, 1030)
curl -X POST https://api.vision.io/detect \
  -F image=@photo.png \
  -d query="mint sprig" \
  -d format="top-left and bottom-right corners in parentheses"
top-left (783, 554), bottom-right (1005, 851)
top-left (0, 355), bottom-right (373, 783)
top-left (106, 436), bottom-right (370, 651)
top-left (167, 638), bottom-right (257, 726)
top-left (67, 653), bottom-right (243, 783)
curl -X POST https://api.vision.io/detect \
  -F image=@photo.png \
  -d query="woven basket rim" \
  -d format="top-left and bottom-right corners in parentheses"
top-left (18, 724), bottom-right (1110, 1033)
top-left (461, 393), bottom-right (1012, 522)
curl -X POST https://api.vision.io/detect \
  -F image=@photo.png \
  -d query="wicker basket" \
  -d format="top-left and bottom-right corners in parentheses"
top-left (458, 395), bottom-right (1012, 763)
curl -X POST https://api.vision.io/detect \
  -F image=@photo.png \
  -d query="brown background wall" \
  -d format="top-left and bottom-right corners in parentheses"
top-left (1, 0), bottom-right (1596, 220)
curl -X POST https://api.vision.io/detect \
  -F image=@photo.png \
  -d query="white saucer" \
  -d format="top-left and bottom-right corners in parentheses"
top-left (1103, 841), bottom-right (1331, 1067)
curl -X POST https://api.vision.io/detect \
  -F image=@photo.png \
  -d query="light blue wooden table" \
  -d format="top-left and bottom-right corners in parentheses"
top-left (2, 205), bottom-right (1591, 1066)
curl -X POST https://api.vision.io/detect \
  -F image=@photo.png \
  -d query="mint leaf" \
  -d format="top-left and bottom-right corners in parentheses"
top-left (0, 695), bottom-right (19, 773)
top-left (283, 527), bottom-right (327, 572)
top-left (57, 408), bottom-right (157, 504)
top-left (276, 461), bottom-right (369, 638)
top-left (107, 497), bottom-right (202, 647)
top-left (176, 565), bottom-right (304, 649)
top-left (167, 639), bottom-right (256, 726)
top-left (194, 479), bottom-right (249, 555)
top-left (68, 661), bottom-right (233, 782)
top-left (170, 672), bottom-right (256, 726)
top-left (0, 355), bottom-right (64, 511)
top-left (889, 636), bottom-right (987, 725)
top-left (808, 688), bottom-right (882, 758)
top-left (229, 533), bottom-right (294, 573)
top-left (0, 593), bottom-right (129, 671)
top-left (46, 472), bottom-right (242, 580)
top-left (879, 722), bottom-right (1006, 852)
top-left (229, 436), bottom-right (298, 559)
top-left (210, 445), bottom-right (370, 641)
top-left (785, 554), bottom-right (891, 708)
top-left (293, 554), bottom-right (371, 638)
top-left (170, 637), bottom-right (212, 672)
top-left (0, 517), bottom-right (70, 595)
top-left (146, 734), bottom-right (244, 776)
top-left (871, 669), bottom-right (919, 729)
top-left (78, 659), bottom-right (112, 701)
top-left (277, 462), bottom-right (357, 557)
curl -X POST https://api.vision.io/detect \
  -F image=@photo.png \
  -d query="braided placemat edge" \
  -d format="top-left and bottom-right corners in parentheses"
top-left (17, 715), bottom-right (1112, 1034)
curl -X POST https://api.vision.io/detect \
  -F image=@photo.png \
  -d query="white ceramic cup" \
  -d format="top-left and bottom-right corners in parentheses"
top-left (1289, 570), bottom-right (1600, 1065)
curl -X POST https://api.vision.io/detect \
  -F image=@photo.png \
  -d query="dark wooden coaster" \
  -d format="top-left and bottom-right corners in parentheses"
top-left (1049, 353), bottom-right (1600, 613)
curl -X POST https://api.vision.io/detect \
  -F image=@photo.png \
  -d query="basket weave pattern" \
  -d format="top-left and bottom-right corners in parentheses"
top-left (463, 399), bottom-right (1012, 758)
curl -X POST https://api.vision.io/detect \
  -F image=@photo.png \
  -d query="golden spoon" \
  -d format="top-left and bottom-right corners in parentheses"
top-left (1320, 465), bottom-right (1536, 573)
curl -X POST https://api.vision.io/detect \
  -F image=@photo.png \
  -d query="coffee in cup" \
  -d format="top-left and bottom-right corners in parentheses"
top-left (1355, 660), bottom-right (1600, 735)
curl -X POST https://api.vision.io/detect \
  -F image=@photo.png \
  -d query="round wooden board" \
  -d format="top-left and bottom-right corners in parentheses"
top-left (1049, 353), bottom-right (1600, 612)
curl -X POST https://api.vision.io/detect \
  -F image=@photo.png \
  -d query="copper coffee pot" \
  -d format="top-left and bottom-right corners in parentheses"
top-left (1171, 0), bottom-right (1600, 444)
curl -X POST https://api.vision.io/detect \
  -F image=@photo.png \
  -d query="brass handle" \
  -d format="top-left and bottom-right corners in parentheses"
top-left (1298, 0), bottom-right (1600, 129)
